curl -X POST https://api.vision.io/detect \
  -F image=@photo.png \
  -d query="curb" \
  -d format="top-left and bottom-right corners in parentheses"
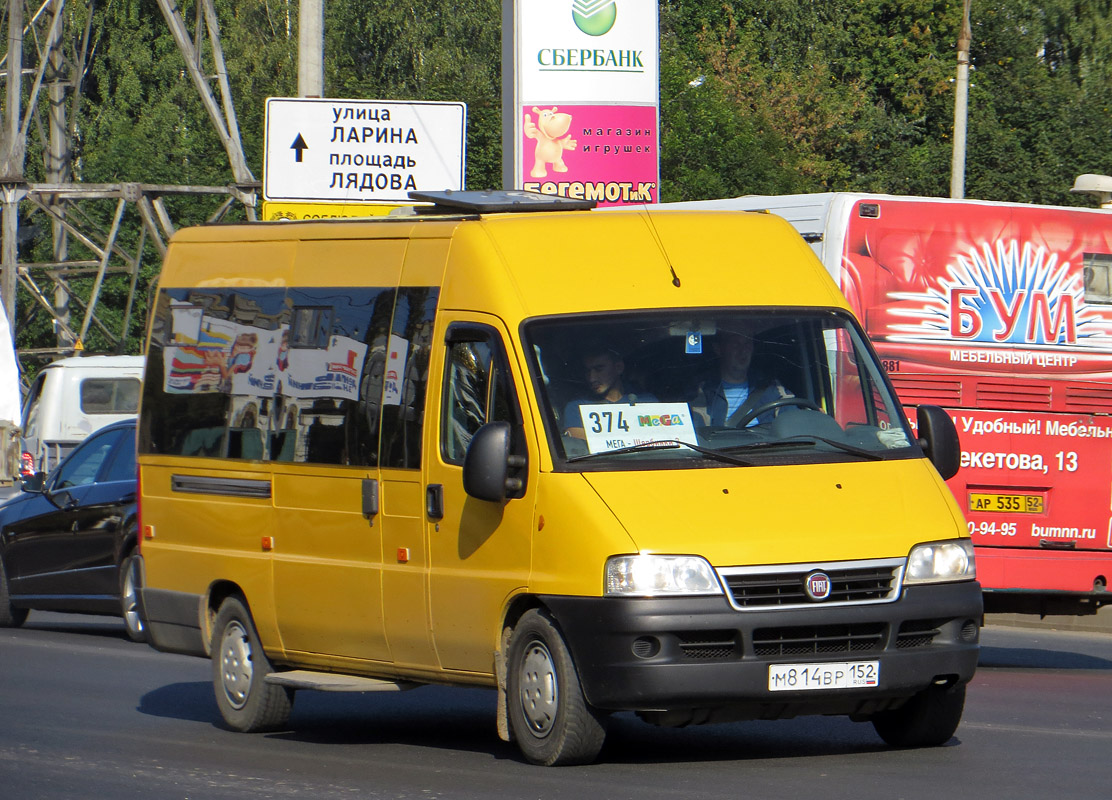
top-left (987, 607), bottom-right (1112, 635)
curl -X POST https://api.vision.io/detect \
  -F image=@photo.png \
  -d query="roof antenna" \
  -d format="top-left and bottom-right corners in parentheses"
top-left (640, 207), bottom-right (682, 288)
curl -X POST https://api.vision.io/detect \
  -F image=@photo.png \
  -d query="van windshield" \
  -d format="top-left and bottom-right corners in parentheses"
top-left (523, 309), bottom-right (918, 469)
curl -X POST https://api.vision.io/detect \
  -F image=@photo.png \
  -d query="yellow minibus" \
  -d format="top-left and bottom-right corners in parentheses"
top-left (137, 190), bottom-right (980, 765)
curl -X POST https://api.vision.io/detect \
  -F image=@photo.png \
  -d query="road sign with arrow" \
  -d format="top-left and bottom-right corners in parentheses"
top-left (264, 97), bottom-right (467, 204)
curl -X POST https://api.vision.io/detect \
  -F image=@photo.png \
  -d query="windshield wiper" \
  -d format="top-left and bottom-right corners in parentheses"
top-left (721, 435), bottom-right (884, 461)
top-left (568, 439), bottom-right (753, 466)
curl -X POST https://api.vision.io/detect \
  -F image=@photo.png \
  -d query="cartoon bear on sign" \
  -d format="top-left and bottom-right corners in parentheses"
top-left (524, 107), bottom-right (577, 178)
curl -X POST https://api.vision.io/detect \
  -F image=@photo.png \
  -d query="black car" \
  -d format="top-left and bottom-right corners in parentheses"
top-left (0, 419), bottom-right (144, 641)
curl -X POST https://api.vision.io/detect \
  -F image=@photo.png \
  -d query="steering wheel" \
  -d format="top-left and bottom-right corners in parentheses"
top-left (732, 397), bottom-right (822, 428)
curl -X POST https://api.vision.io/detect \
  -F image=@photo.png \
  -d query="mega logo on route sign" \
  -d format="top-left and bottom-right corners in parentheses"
top-left (264, 97), bottom-right (467, 204)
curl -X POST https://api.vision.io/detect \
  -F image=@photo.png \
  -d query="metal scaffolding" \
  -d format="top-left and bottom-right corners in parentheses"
top-left (0, 0), bottom-right (258, 362)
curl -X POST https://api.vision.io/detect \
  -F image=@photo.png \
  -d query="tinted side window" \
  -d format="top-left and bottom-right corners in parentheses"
top-left (140, 286), bottom-right (397, 468)
top-left (1084, 253), bottom-right (1112, 304)
top-left (54, 428), bottom-right (123, 489)
top-left (283, 286), bottom-right (396, 466)
top-left (139, 287), bottom-right (285, 459)
top-left (442, 340), bottom-right (493, 464)
top-left (101, 427), bottom-right (137, 484)
top-left (441, 332), bottom-right (520, 465)
top-left (380, 287), bottom-right (439, 469)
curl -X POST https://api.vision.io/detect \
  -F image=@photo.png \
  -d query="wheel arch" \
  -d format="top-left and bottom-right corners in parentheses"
top-left (114, 517), bottom-right (140, 567)
top-left (203, 580), bottom-right (249, 657)
top-left (495, 593), bottom-right (558, 743)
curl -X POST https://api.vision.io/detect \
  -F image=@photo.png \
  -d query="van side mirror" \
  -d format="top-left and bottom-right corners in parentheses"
top-left (463, 422), bottom-right (526, 502)
top-left (917, 405), bottom-right (960, 481)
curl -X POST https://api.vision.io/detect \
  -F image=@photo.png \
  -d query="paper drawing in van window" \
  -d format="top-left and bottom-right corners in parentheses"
top-left (383, 334), bottom-right (409, 406)
top-left (285, 340), bottom-right (366, 401)
top-left (169, 302), bottom-right (203, 343)
top-left (524, 107), bottom-right (577, 179)
top-left (164, 314), bottom-right (235, 394)
top-left (276, 329), bottom-right (290, 372)
top-left (229, 333), bottom-right (258, 374)
top-left (162, 345), bottom-right (227, 394)
top-left (327, 349), bottom-right (360, 380)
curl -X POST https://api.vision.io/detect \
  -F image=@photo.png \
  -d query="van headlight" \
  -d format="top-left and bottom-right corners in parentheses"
top-left (605, 555), bottom-right (723, 596)
top-left (904, 539), bottom-right (976, 584)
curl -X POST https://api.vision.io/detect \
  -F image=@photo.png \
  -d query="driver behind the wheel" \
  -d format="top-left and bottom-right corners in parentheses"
top-left (689, 326), bottom-right (793, 427)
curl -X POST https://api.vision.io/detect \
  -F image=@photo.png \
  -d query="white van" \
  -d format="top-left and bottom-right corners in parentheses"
top-left (20, 355), bottom-right (144, 475)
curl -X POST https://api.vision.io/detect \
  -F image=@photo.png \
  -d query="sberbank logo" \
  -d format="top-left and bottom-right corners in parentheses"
top-left (573, 0), bottom-right (617, 37)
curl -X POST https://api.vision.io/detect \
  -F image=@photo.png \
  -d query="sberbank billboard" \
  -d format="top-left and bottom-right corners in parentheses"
top-left (502, 0), bottom-right (659, 206)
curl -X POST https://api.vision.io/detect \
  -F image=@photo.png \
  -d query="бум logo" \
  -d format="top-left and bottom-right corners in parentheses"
top-left (573, 0), bottom-right (617, 36)
top-left (886, 240), bottom-right (1106, 347)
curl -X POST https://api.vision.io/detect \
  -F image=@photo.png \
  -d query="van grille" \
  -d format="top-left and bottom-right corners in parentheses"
top-left (753, 623), bottom-right (886, 656)
top-left (896, 619), bottom-right (943, 648)
top-left (677, 631), bottom-right (739, 660)
top-left (718, 559), bottom-right (903, 610)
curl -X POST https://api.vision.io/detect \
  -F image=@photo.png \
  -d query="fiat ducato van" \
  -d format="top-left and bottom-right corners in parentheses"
top-left (137, 191), bottom-right (980, 766)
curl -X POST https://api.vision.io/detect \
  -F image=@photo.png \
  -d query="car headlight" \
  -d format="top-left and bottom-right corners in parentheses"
top-left (904, 539), bottom-right (976, 584)
top-left (605, 555), bottom-right (723, 596)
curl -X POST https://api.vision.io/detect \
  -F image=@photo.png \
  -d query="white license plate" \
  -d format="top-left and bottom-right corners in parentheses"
top-left (768, 661), bottom-right (879, 692)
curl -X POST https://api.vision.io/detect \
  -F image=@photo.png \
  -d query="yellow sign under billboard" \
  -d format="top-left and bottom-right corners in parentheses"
top-left (261, 201), bottom-right (401, 221)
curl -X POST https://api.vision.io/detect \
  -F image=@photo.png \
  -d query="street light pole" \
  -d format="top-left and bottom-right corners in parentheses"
top-left (299, 0), bottom-right (324, 98)
top-left (950, 0), bottom-right (972, 199)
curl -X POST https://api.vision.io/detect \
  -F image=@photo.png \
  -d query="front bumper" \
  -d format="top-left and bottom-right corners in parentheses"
top-left (542, 581), bottom-right (982, 723)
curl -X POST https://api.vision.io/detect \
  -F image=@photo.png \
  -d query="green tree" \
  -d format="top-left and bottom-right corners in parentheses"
top-left (15, 0), bottom-right (1112, 359)
top-left (325, 0), bottom-right (503, 188)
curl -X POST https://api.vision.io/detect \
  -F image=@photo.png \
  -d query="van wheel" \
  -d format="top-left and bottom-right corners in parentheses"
top-left (0, 555), bottom-right (28, 628)
top-left (506, 609), bottom-right (606, 766)
top-left (211, 597), bottom-right (292, 732)
top-left (119, 551), bottom-right (146, 642)
top-left (872, 683), bottom-right (966, 748)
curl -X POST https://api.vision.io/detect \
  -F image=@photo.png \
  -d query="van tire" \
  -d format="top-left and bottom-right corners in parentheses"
top-left (506, 609), bottom-right (606, 766)
top-left (0, 555), bottom-right (28, 628)
top-left (118, 551), bottom-right (146, 642)
top-left (872, 683), bottom-right (966, 748)
top-left (211, 597), bottom-right (292, 733)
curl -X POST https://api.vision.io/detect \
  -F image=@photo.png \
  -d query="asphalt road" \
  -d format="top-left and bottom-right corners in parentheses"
top-left (2, 612), bottom-right (1111, 799)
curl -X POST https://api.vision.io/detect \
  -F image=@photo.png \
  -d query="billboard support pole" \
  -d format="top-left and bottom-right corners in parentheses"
top-left (501, 0), bottom-right (516, 191)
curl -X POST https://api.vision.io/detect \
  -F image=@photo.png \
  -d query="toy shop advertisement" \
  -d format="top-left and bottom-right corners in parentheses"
top-left (519, 104), bottom-right (658, 206)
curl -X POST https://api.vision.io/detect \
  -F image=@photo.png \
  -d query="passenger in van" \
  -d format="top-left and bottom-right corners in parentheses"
top-left (561, 346), bottom-right (656, 438)
top-left (690, 327), bottom-right (793, 427)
